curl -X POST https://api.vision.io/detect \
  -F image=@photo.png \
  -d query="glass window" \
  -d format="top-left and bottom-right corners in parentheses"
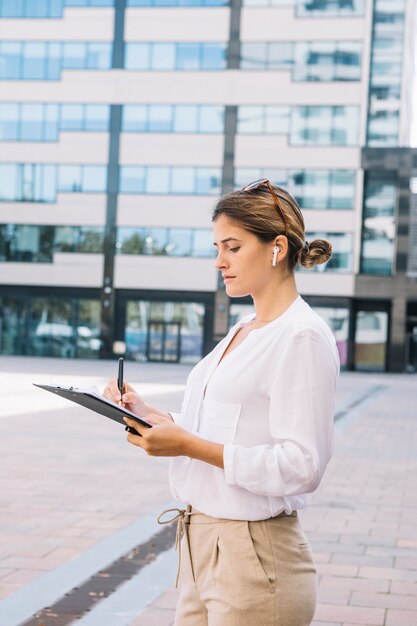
top-left (0, 42), bottom-right (22, 79)
top-left (192, 229), bottom-right (215, 257)
top-left (268, 42), bottom-right (293, 70)
top-left (0, 165), bottom-right (18, 201)
top-left (54, 226), bottom-right (78, 252)
top-left (120, 166), bottom-right (146, 193)
top-left (238, 106), bottom-right (264, 133)
top-left (82, 166), bottom-right (107, 192)
top-left (330, 170), bottom-right (355, 209)
top-left (201, 44), bottom-right (226, 69)
top-left (61, 104), bottom-right (84, 130)
top-left (85, 104), bottom-right (109, 131)
top-left (143, 228), bottom-right (167, 255)
top-left (240, 43), bottom-right (267, 70)
top-left (1, 0), bottom-right (24, 17)
top-left (199, 105), bottom-right (224, 133)
top-left (47, 42), bottom-right (62, 79)
top-left (44, 104), bottom-right (59, 140)
top-left (174, 106), bottom-right (198, 132)
top-left (22, 43), bottom-right (46, 79)
top-left (354, 310), bottom-right (388, 372)
top-left (42, 165), bottom-right (57, 202)
top-left (58, 165), bottom-right (82, 192)
top-left (0, 104), bottom-right (19, 141)
top-left (117, 228), bottom-right (146, 254)
top-left (152, 43), bottom-right (176, 70)
top-left (177, 44), bottom-right (200, 70)
top-left (166, 229), bottom-right (192, 256)
top-left (265, 106), bottom-right (290, 134)
top-left (63, 43), bottom-right (86, 69)
top-left (297, 0), bottom-right (365, 16)
top-left (361, 172), bottom-right (396, 275)
top-left (20, 104), bottom-right (44, 141)
top-left (146, 167), bottom-right (170, 193)
top-left (149, 105), bottom-right (172, 131)
top-left (196, 168), bottom-right (221, 195)
top-left (125, 43), bottom-right (150, 70)
top-left (78, 227), bottom-right (103, 252)
top-left (171, 168), bottom-right (195, 193)
top-left (123, 105), bottom-right (147, 131)
top-left (86, 43), bottom-right (111, 69)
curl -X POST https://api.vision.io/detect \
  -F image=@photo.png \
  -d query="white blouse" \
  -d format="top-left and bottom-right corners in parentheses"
top-left (169, 296), bottom-right (340, 521)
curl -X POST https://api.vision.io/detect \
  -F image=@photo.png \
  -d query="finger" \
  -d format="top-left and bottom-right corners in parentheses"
top-left (127, 431), bottom-right (144, 447)
top-left (121, 391), bottom-right (139, 405)
top-left (123, 416), bottom-right (147, 436)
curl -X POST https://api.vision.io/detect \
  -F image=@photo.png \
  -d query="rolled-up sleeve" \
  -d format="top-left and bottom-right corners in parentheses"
top-left (223, 328), bottom-right (339, 497)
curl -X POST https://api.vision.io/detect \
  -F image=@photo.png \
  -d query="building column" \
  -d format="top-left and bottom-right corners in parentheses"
top-left (212, 0), bottom-right (242, 346)
top-left (99, 0), bottom-right (126, 358)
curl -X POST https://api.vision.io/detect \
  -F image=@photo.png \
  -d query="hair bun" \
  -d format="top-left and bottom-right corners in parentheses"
top-left (299, 238), bottom-right (332, 269)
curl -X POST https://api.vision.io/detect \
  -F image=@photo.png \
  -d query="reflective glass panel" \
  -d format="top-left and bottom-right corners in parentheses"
top-left (166, 229), bottom-right (192, 256)
top-left (86, 43), bottom-right (111, 69)
top-left (199, 106), bottom-right (224, 133)
top-left (85, 105), bottom-right (109, 131)
top-left (312, 306), bottom-right (349, 368)
top-left (61, 104), bottom-right (84, 130)
top-left (0, 42), bottom-right (21, 79)
top-left (201, 44), bottom-right (226, 69)
top-left (58, 165), bottom-right (82, 192)
top-left (0, 165), bottom-right (18, 201)
top-left (177, 44), bottom-right (200, 70)
top-left (0, 104), bottom-right (19, 141)
top-left (120, 167), bottom-right (146, 193)
top-left (22, 43), bottom-right (46, 79)
top-left (193, 229), bottom-right (215, 257)
top-left (63, 43), bottom-right (86, 69)
top-left (149, 105), bottom-right (172, 131)
top-left (125, 43), bottom-right (150, 70)
top-left (171, 168), bottom-right (195, 193)
top-left (152, 43), bottom-right (176, 70)
top-left (354, 310), bottom-right (388, 372)
top-left (44, 104), bottom-right (59, 140)
top-left (174, 106), bottom-right (198, 132)
top-left (123, 105), bottom-right (147, 131)
top-left (82, 166), bottom-right (107, 192)
top-left (20, 104), bottom-right (44, 140)
top-left (146, 167), bottom-right (170, 193)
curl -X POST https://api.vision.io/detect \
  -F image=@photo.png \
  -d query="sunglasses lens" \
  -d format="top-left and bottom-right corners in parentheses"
top-left (242, 178), bottom-right (268, 192)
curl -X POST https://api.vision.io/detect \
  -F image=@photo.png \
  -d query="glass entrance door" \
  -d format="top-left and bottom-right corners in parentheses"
top-left (146, 321), bottom-right (181, 363)
top-left (354, 310), bottom-right (388, 371)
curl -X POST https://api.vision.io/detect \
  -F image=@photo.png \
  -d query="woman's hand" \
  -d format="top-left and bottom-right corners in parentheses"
top-left (103, 379), bottom-right (147, 417)
top-left (124, 414), bottom-right (191, 457)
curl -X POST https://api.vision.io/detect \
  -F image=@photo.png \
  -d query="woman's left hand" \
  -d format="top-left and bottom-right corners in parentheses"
top-left (123, 414), bottom-right (191, 457)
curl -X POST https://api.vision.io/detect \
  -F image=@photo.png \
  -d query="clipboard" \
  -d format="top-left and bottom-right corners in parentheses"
top-left (33, 383), bottom-right (153, 434)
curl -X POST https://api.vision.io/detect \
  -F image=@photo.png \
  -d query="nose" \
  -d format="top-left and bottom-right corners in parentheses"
top-left (214, 249), bottom-right (228, 271)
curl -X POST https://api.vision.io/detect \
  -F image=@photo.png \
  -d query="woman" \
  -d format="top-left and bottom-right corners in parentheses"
top-left (104, 179), bottom-right (340, 626)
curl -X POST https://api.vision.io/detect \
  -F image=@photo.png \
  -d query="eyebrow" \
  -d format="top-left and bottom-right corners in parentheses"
top-left (213, 237), bottom-right (241, 246)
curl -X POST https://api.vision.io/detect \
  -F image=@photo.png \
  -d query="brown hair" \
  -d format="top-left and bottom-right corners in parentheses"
top-left (212, 184), bottom-right (332, 271)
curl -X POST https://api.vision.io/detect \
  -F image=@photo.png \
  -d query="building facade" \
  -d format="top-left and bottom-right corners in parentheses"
top-left (0, 0), bottom-right (416, 371)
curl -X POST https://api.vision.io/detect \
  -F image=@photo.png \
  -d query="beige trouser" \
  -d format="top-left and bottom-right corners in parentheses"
top-left (172, 507), bottom-right (317, 626)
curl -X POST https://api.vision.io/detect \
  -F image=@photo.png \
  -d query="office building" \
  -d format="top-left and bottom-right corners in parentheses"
top-left (0, 0), bottom-right (416, 371)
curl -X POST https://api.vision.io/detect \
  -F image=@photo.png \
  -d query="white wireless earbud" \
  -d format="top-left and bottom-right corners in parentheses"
top-left (272, 245), bottom-right (279, 267)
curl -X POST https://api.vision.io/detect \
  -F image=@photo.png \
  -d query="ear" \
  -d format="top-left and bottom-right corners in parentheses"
top-left (274, 235), bottom-right (288, 262)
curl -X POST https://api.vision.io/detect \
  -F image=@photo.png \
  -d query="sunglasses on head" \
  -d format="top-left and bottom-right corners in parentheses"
top-left (241, 178), bottom-right (288, 237)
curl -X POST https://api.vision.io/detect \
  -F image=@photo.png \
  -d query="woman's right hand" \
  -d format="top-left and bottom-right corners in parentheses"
top-left (103, 380), bottom-right (147, 418)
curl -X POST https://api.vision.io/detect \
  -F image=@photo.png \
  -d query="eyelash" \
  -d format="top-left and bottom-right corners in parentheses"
top-left (229, 247), bottom-right (240, 253)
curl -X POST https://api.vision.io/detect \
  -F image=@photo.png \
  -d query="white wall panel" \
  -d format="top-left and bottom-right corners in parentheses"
top-left (114, 256), bottom-right (216, 291)
top-left (303, 211), bottom-right (356, 233)
top-left (120, 134), bottom-right (224, 166)
top-left (0, 195), bottom-right (106, 226)
top-left (117, 195), bottom-right (214, 228)
top-left (0, 133), bottom-right (109, 164)
top-left (0, 254), bottom-right (103, 287)
top-left (125, 8), bottom-right (229, 41)
top-left (0, 72), bottom-right (363, 106)
top-left (235, 137), bottom-right (360, 168)
top-left (241, 9), bottom-right (366, 41)
top-left (296, 272), bottom-right (355, 297)
top-left (0, 9), bottom-right (113, 40)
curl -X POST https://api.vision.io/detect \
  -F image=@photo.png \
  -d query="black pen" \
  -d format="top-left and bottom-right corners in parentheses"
top-left (117, 357), bottom-right (124, 406)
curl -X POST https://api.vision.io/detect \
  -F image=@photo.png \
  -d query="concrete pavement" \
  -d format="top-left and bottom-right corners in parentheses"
top-left (0, 356), bottom-right (416, 625)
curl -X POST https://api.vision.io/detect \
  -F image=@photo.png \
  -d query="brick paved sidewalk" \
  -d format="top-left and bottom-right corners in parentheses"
top-left (130, 375), bottom-right (417, 626)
